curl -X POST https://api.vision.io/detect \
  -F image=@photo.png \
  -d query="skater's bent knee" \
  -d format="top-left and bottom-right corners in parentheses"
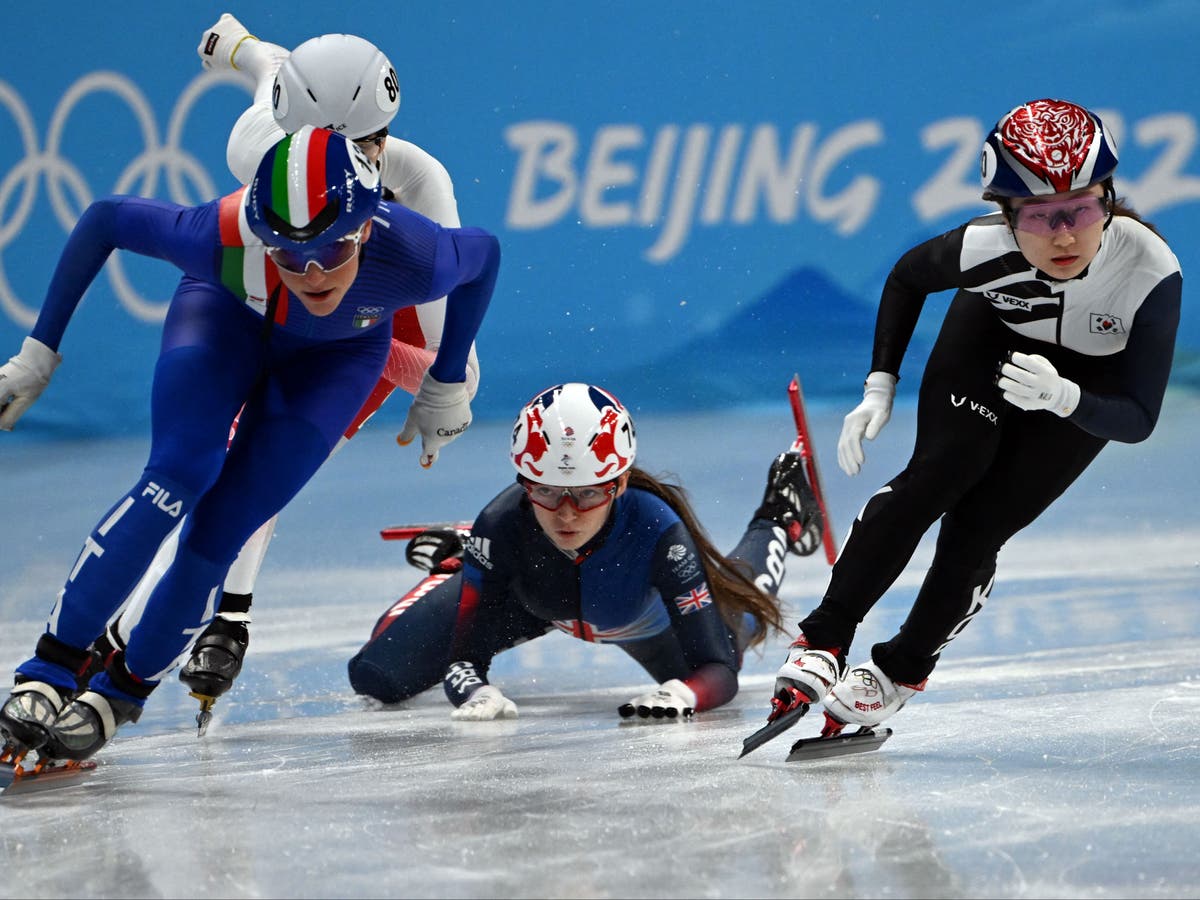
top-left (347, 656), bottom-right (417, 704)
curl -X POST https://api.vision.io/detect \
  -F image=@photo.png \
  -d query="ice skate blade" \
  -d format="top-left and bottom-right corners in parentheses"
top-left (738, 702), bottom-right (809, 759)
top-left (1, 758), bottom-right (97, 796)
top-left (189, 692), bottom-right (216, 738)
top-left (786, 726), bottom-right (892, 762)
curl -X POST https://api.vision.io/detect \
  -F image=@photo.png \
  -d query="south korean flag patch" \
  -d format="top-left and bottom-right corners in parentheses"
top-left (1090, 313), bottom-right (1125, 335)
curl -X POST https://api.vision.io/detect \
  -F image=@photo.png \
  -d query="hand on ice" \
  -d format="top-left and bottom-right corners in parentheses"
top-left (618, 679), bottom-right (696, 721)
top-left (451, 685), bottom-right (518, 721)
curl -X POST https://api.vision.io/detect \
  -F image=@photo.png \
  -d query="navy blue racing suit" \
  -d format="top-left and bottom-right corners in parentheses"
top-left (349, 484), bottom-right (790, 713)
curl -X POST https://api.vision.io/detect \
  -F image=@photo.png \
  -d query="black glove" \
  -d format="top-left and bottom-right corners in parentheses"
top-left (406, 529), bottom-right (465, 573)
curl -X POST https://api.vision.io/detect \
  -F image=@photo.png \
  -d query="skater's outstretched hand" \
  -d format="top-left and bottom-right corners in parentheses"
top-left (451, 685), bottom-right (518, 721)
top-left (0, 337), bottom-right (61, 431)
top-left (397, 371), bottom-right (472, 468)
top-left (837, 371), bottom-right (896, 476)
top-left (618, 679), bottom-right (696, 721)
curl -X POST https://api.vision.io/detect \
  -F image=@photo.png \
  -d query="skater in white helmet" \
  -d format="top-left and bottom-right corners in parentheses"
top-left (348, 383), bottom-right (825, 722)
top-left (101, 15), bottom-right (481, 731)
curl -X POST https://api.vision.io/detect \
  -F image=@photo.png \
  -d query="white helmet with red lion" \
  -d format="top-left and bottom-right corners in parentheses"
top-left (510, 383), bottom-right (637, 487)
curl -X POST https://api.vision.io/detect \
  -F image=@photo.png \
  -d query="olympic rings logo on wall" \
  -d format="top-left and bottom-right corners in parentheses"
top-left (0, 71), bottom-right (248, 329)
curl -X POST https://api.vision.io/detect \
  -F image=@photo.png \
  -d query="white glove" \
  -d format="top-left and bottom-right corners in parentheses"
top-left (618, 678), bottom-right (697, 721)
top-left (837, 371), bottom-right (897, 476)
top-left (196, 13), bottom-right (253, 71)
top-left (451, 685), bottom-right (518, 721)
top-left (396, 371), bottom-right (472, 468)
top-left (0, 337), bottom-right (62, 431)
top-left (997, 351), bottom-right (1080, 417)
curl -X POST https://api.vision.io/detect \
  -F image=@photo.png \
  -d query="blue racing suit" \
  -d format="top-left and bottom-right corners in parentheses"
top-left (17, 191), bottom-right (499, 704)
top-left (349, 484), bottom-right (790, 713)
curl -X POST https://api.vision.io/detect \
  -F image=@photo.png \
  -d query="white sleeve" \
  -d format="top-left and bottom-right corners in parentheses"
top-left (379, 137), bottom-right (461, 226)
top-left (380, 137), bottom-right (479, 395)
top-left (227, 102), bottom-right (287, 184)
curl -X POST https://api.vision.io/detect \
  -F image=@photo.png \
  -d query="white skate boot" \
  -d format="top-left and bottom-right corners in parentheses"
top-left (824, 661), bottom-right (925, 729)
top-left (773, 634), bottom-right (843, 710)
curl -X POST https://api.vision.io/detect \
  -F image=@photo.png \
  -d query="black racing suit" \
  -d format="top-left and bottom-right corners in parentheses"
top-left (800, 213), bottom-right (1182, 684)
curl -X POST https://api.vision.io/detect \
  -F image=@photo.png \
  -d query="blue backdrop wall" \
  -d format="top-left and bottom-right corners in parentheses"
top-left (2, 1), bottom-right (1197, 438)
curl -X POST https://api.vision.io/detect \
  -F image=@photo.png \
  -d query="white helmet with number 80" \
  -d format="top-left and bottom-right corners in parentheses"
top-left (272, 34), bottom-right (400, 141)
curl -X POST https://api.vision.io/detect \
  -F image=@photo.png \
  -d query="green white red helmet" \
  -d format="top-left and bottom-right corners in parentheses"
top-left (511, 383), bottom-right (637, 487)
top-left (981, 98), bottom-right (1119, 198)
top-left (273, 34), bottom-right (400, 141)
top-left (244, 125), bottom-right (382, 256)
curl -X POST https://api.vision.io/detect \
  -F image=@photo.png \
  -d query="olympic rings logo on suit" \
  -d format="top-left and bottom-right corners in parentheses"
top-left (0, 70), bottom-right (249, 329)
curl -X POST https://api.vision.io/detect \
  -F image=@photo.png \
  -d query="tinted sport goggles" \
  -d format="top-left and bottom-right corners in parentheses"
top-left (267, 227), bottom-right (364, 275)
top-left (354, 127), bottom-right (389, 152)
top-left (522, 479), bottom-right (617, 512)
top-left (1013, 195), bottom-right (1109, 235)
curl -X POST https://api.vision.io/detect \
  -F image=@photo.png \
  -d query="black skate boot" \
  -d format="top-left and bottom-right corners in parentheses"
top-left (43, 690), bottom-right (143, 761)
top-left (754, 451), bottom-right (823, 556)
top-left (179, 593), bottom-right (252, 735)
top-left (1, 634), bottom-right (100, 756)
top-left (1, 680), bottom-right (70, 755)
top-left (42, 651), bottom-right (149, 761)
top-left (405, 528), bottom-right (466, 573)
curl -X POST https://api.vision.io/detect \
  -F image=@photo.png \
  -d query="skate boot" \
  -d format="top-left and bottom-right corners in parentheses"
top-left (43, 690), bottom-right (143, 761)
top-left (754, 452), bottom-right (823, 556)
top-left (1, 634), bottom-right (101, 755)
top-left (823, 661), bottom-right (925, 734)
top-left (179, 601), bottom-right (251, 735)
top-left (0, 681), bottom-right (70, 754)
top-left (405, 528), bottom-right (466, 573)
top-left (42, 651), bottom-right (150, 761)
top-left (179, 616), bottom-right (250, 700)
top-left (772, 633), bottom-right (844, 717)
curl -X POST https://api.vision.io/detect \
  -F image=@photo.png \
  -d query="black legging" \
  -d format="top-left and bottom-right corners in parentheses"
top-left (801, 290), bottom-right (1109, 683)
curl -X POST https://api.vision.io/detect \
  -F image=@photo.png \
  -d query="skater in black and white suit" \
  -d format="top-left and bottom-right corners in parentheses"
top-left (770, 98), bottom-right (1183, 735)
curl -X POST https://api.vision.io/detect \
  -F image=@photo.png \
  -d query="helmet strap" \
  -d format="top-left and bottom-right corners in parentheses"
top-left (1101, 179), bottom-right (1116, 229)
top-left (998, 199), bottom-right (1017, 234)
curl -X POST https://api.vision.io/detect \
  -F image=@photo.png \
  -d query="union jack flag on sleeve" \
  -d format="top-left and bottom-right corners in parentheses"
top-left (674, 585), bottom-right (712, 615)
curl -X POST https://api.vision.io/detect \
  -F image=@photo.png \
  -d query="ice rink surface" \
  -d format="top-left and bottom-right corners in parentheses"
top-left (2, 395), bottom-right (1199, 899)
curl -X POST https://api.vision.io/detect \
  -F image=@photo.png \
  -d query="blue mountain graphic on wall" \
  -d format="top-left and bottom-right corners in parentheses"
top-left (614, 266), bottom-right (933, 412)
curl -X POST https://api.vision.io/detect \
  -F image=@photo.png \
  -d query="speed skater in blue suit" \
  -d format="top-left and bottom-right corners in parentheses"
top-left (0, 126), bottom-right (500, 763)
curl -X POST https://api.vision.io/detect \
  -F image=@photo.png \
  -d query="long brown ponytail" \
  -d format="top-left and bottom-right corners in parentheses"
top-left (626, 467), bottom-right (785, 648)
